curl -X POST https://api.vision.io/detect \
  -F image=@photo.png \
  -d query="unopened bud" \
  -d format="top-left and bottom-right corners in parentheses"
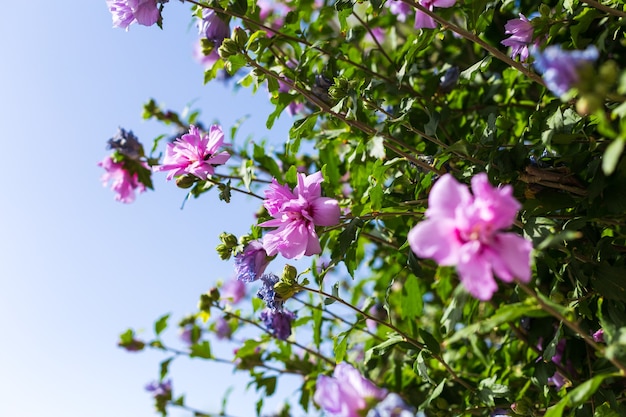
top-left (218, 38), bottom-right (240, 58)
top-left (216, 243), bottom-right (232, 260)
top-left (219, 232), bottom-right (238, 248)
top-left (576, 94), bottom-right (603, 116)
top-left (176, 174), bottom-right (196, 189)
top-left (232, 27), bottom-right (249, 49)
top-left (282, 264), bottom-right (297, 284)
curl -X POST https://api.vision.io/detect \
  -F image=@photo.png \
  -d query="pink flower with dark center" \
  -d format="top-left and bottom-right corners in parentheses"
top-left (99, 156), bottom-right (146, 203)
top-left (260, 171), bottom-right (340, 259)
top-left (153, 125), bottom-right (230, 180)
top-left (314, 363), bottom-right (387, 417)
top-left (414, 0), bottom-right (456, 29)
top-left (501, 14), bottom-right (534, 61)
top-left (106, 0), bottom-right (160, 30)
top-left (408, 173), bottom-right (532, 300)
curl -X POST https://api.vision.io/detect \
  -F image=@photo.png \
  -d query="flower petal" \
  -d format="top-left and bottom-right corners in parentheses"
top-left (457, 241), bottom-right (498, 300)
top-left (311, 197), bottom-right (341, 226)
top-left (408, 218), bottom-right (462, 266)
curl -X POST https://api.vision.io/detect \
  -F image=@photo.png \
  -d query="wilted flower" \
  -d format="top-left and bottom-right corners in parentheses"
top-left (107, 128), bottom-right (143, 159)
top-left (314, 363), bottom-right (388, 417)
top-left (152, 125), bottom-right (230, 180)
top-left (260, 171), bottom-right (341, 259)
top-left (98, 156), bottom-right (147, 203)
top-left (257, 273), bottom-right (282, 311)
top-left (145, 379), bottom-right (172, 399)
top-left (408, 173), bottom-right (532, 301)
top-left (221, 278), bottom-right (246, 304)
top-left (234, 240), bottom-right (270, 282)
top-left (531, 45), bottom-right (599, 96)
top-left (106, 0), bottom-right (160, 30)
top-left (414, 0), bottom-right (456, 30)
top-left (260, 308), bottom-right (296, 340)
top-left (501, 14), bottom-right (534, 61)
top-left (366, 393), bottom-right (415, 417)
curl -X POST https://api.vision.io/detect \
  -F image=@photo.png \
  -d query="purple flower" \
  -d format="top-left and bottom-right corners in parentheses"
top-left (592, 328), bottom-right (605, 343)
top-left (153, 125), bottom-right (230, 180)
top-left (408, 173), bottom-right (532, 301)
top-left (314, 363), bottom-right (388, 417)
top-left (366, 393), bottom-right (415, 417)
top-left (99, 156), bottom-right (147, 203)
top-left (501, 14), bottom-right (534, 61)
top-left (145, 379), bottom-right (172, 399)
top-left (414, 0), bottom-right (456, 30)
top-left (531, 45), bottom-right (599, 96)
top-left (221, 278), bottom-right (246, 304)
top-left (105, 0), bottom-right (160, 30)
top-left (198, 9), bottom-right (230, 46)
top-left (215, 316), bottom-right (232, 339)
top-left (260, 308), bottom-right (296, 340)
top-left (234, 240), bottom-right (270, 282)
top-left (260, 171), bottom-right (341, 259)
top-left (386, 0), bottom-right (412, 22)
top-left (257, 0), bottom-right (292, 36)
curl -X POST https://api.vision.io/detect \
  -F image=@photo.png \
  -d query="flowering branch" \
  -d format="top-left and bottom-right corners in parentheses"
top-left (400, 0), bottom-right (546, 87)
top-left (298, 284), bottom-right (474, 391)
top-left (214, 303), bottom-right (336, 366)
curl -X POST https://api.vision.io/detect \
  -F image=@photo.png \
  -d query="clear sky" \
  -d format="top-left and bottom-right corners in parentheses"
top-left (0, 2), bottom-right (297, 416)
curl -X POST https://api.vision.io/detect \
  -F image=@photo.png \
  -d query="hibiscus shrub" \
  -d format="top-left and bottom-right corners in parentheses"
top-left (105, 0), bottom-right (626, 416)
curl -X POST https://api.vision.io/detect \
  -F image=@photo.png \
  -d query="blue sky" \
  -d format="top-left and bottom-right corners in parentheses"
top-left (0, 2), bottom-right (298, 416)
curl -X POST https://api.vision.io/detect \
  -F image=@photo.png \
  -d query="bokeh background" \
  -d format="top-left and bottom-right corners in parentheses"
top-left (0, 2), bottom-right (295, 416)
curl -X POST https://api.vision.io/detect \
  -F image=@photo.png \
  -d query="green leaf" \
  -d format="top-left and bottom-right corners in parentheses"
top-left (189, 341), bottom-right (213, 359)
top-left (334, 331), bottom-right (350, 363)
top-left (400, 276), bottom-right (423, 320)
top-left (602, 139), bottom-right (624, 176)
top-left (591, 263), bottom-right (626, 302)
top-left (154, 314), bottom-right (170, 336)
top-left (160, 357), bottom-right (174, 380)
top-left (447, 301), bottom-right (550, 344)
top-left (544, 373), bottom-right (617, 417)
top-left (419, 329), bottom-right (441, 355)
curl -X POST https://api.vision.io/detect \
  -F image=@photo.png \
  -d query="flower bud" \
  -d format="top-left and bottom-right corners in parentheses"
top-left (232, 26), bottom-right (249, 49)
top-left (175, 174), bottom-right (196, 189)
top-left (219, 232), bottom-right (239, 248)
top-left (576, 94), bottom-right (603, 116)
top-left (218, 38), bottom-right (240, 58)
top-left (216, 243), bottom-right (232, 260)
top-left (281, 264), bottom-right (297, 284)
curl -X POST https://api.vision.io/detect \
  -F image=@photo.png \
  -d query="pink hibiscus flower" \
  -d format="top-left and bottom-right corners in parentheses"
top-left (408, 173), bottom-right (532, 300)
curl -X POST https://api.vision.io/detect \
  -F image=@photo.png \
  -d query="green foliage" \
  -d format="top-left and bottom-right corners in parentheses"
top-left (108, 0), bottom-right (626, 416)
